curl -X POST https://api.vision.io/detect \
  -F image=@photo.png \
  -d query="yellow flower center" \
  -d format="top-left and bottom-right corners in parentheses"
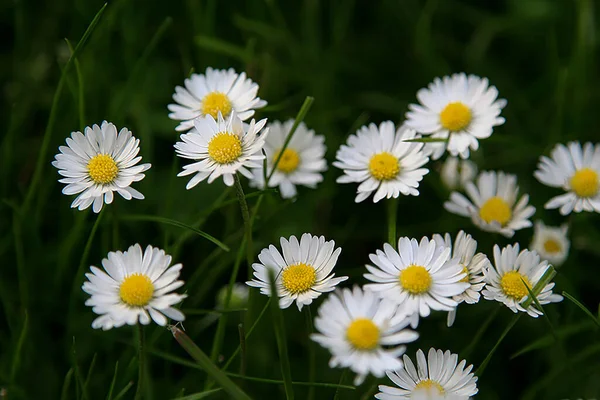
top-left (570, 168), bottom-right (599, 198)
top-left (201, 91), bottom-right (232, 119)
top-left (119, 273), bottom-right (154, 307)
top-left (369, 152), bottom-right (400, 181)
top-left (281, 263), bottom-right (316, 294)
top-left (440, 102), bottom-right (472, 132)
top-left (346, 318), bottom-right (380, 350)
top-left (479, 196), bottom-right (512, 226)
top-left (399, 265), bottom-right (432, 294)
top-left (87, 154), bottom-right (118, 184)
top-left (414, 379), bottom-right (445, 394)
top-left (500, 271), bottom-right (532, 300)
top-left (274, 148), bottom-right (301, 173)
top-left (543, 239), bottom-right (561, 254)
top-left (460, 266), bottom-right (470, 283)
top-left (207, 132), bottom-right (242, 164)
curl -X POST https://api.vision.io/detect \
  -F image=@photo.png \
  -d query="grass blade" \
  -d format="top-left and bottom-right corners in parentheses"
top-left (238, 324), bottom-right (247, 376)
top-left (402, 137), bottom-right (448, 143)
top-left (71, 337), bottom-right (89, 400)
top-left (83, 353), bottom-right (97, 395)
top-left (9, 308), bottom-right (27, 383)
top-left (106, 361), bottom-right (119, 400)
top-left (511, 321), bottom-right (594, 359)
top-left (563, 291), bottom-right (600, 327)
top-left (112, 381), bottom-right (134, 400)
top-left (474, 313), bottom-right (521, 377)
top-left (171, 388), bottom-right (222, 400)
top-left (194, 36), bottom-right (249, 62)
top-left (60, 368), bottom-right (74, 400)
top-left (64, 38), bottom-right (85, 131)
top-left (520, 266), bottom-right (556, 309)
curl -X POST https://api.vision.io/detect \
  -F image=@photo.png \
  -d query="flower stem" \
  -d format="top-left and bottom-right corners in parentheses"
top-left (305, 306), bottom-right (316, 400)
top-left (387, 197), bottom-right (398, 247)
top-left (475, 313), bottom-right (521, 377)
top-left (233, 173), bottom-right (253, 276)
top-left (134, 324), bottom-right (145, 400)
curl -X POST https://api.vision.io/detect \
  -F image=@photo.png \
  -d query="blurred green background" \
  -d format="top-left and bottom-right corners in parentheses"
top-left (2, 0), bottom-right (600, 398)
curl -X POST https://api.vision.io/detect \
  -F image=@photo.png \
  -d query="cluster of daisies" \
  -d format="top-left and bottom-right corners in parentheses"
top-left (50, 67), bottom-right (600, 398)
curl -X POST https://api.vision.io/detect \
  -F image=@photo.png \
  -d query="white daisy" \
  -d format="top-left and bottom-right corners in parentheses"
top-left (82, 244), bottom-right (187, 330)
top-left (440, 156), bottom-right (477, 191)
top-left (363, 236), bottom-right (469, 326)
top-left (432, 231), bottom-right (489, 327)
top-left (249, 120), bottom-right (327, 198)
top-left (482, 243), bottom-right (563, 317)
top-left (333, 121), bottom-right (429, 203)
top-left (530, 221), bottom-right (570, 267)
top-left (405, 73), bottom-right (506, 160)
top-left (376, 348), bottom-right (478, 400)
top-left (174, 112), bottom-right (268, 188)
top-left (311, 286), bottom-right (419, 386)
top-left (167, 67), bottom-right (267, 132)
top-left (52, 121), bottom-right (151, 213)
top-left (246, 233), bottom-right (348, 311)
top-left (534, 141), bottom-right (600, 215)
top-left (444, 170), bottom-right (535, 238)
top-left (216, 283), bottom-right (249, 310)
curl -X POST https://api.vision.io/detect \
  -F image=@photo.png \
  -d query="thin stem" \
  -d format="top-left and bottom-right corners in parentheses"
top-left (305, 306), bottom-right (316, 400)
top-left (462, 305), bottom-right (501, 358)
top-left (134, 324), bottom-right (145, 400)
top-left (386, 197), bottom-right (398, 247)
top-left (475, 313), bottom-right (521, 377)
top-left (238, 324), bottom-right (247, 376)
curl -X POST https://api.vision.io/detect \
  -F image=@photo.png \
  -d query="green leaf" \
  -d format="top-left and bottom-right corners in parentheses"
top-left (105, 361), bottom-right (119, 400)
top-left (563, 291), bottom-right (600, 327)
top-left (475, 313), bottom-right (521, 377)
top-left (171, 389), bottom-right (222, 400)
top-left (60, 368), bottom-right (74, 400)
top-left (9, 310), bottom-right (27, 383)
top-left (402, 137), bottom-right (448, 143)
top-left (112, 381), bottom-right (134, 400)
top-left (511, 321), bottom-right (594, 359)
top-left (194, 36), bottom-right (250, 62)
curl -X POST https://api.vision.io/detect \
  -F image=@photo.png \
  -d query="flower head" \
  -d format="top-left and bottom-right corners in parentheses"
top-left (216, 283), bottom-right (249, 310)
top-left (530, 221), bottom-right (570, 267)
top-left (440, 157), bottom-right (477, 190)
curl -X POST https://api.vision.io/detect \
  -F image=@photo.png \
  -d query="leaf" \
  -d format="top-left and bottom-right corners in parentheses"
top-left (402, 137), bottom-right (448, 143)
top-left (563, 291), bottom-right (600, 327)
top-left (171, 389), bottom-right (222, 400)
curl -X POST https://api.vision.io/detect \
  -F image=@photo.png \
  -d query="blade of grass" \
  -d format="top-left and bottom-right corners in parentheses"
top-left (194, 36), bottom-right (250, 62)
top-left (474, 313), bottom-right (521, 377)
top-left (171, 388), bottom-right (222, 400)
top-left (402, 137), bottom-right (448, 143)
top-left (522, 278), bottom-right (559, 342)
top-left (520, 266), bottom-right (556, 309)
top-left (64, 39), bottom-right (85, 131)
top-left (9, 310), bottom-right (27, 384)
top-left (182, 308), bottom-right (248, 315)
top-left (269, 270), bottom-right (294, 400)
top-left (563, 291), bottom-right (600, 327)
top-left (12, 213), bottom-right (27, 308)
top-left (461, 305), bottom-right (501, 358)
top-left (333, 370), bottom-right (348, 400)
top-left (305, 307), bottom-right (316, 400)
top-left (106, 361), bottom-right (119, 400)
top-left (60, 368), bottom-right (74, 400)
top-left (83, 353), bottom-right (97, 395)
top-left (72, 337), bottom-right (89, 400)
top-left (112, 381), bottom-right (134, 400)
top-left (238, 324), bottom-right (247, 376)
top-left (511, 321), bottom-right (594, 359)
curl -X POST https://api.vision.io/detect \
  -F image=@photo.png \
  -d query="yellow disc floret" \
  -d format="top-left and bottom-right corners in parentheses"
top-left (570, 168), bottom-right (599, 198)
top-left (119, 273), bottom-right (154, 307)
top-left (415, 379), bottom-right (445, 394)
top-left (208, 132), bottom-right (242, 164)
top-left (440, 102), bottom-right (472, 132)
top-left (275, 148), bottom-right (301, 173)
top-left (399, 265), bottom-right (432, 294)
top-left (369, 152), bottom-right (400, 181)
top-left (500, 271), bottom-right (532, 300)
top-left (543, 239), bottom-right (561, 254)
top-left (201, 92), bottom-right (232, 119)
top-left (346, 318), bottom-right (380, 350)
top-left (459, 266), bottom-right (470, 283)
top-left (88, 154), bottom-right (118, 184)
top-left (281, 263), bottom-right (316, 294)
top-left (479, 196), bottom-right (512, 226)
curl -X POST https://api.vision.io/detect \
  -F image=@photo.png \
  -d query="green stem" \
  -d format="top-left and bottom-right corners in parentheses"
top-left (233, 174), bottom-right (254, 277)
top-left (305, 306), bottom-right (316, 400)
top-left (134, 325), bottom-right (145, 400)
top-left (269, 270), bottom-right (294, 400)
top-left (386, 197), bottom-right (398, 247)
top-left (462, 305), bottom-right (501, 358)
top-left (475, 313), bottom-right (521, 377)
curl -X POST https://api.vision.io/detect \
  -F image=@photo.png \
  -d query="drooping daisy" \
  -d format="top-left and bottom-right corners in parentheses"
top-left (440, 156), bottom-right (477, 191)
top-left (246, 233), bottom-right (348, 311)
top-left (52, 121), bottom-right (151, 213)
top-left (333, 121), bottom-right (429, 203)
top-left (405, 73), bottom-right (506, 160)
top-left (534, 141), bottom-right (600, 215)
top-left (167, 67), bottom-right (267, 132)
top-left (432, 231), bottom-right (489, 327)
top-left (311, 286), bottom-right (419, 386)
top-left (363, 236), bottom-right (469, 326)
top-left (530, 221), bottom-right (570, 267)
top-left (174, 112), bottom-right (268, 188)
top-left (249, 120), bottom-right (327, 198)
top-left (82, 244), bottom-right (187, 330)
top-left (482, 243), bottom-right (563, 317)
top-left (376, 348), bottom-right (478, 400)
top-left (444, 170), bottom-right (535, 238)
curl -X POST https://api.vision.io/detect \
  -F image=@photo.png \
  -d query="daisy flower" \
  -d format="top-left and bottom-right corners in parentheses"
top-left (52, 121), bottom-right (151, 213)
top-left (167, 67), bottom-right (267, 132)
top-left (82, 244), bottom-right (187, 330)
top-left (440, 156), bottom-right (477, 191)
top-left (530, 221), bottom-right (570, 267)
top-left (311, 286), bottom-right (419, 386)
top-left (249, 120), bottom-right (327, 198)
top-left (363, 236), bottom-right (469, 326)
top-left (534, 141), bottom-right (600, 215)
top-left (333, 121), bottom-right (429, 203)
top-left (174, 112), bottom-right (268, 188)
top-left (444, 170), bottom-right (535, 238)
top-left (405, 73), bottom-right (506, 160)
top-left (246, 233), bottom-right (348, 311)
top-left (482, 243), bottom-right (563, 317)
top-left (432, 231), bottom-right (489, 327)
top-left (376, 348), bottom-right (478, 400)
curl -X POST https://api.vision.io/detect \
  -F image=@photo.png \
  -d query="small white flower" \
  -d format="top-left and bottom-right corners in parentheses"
top-left (376, 348), bottom-right (478, 400)
top-left (82, 244), bottom-right (187, 330)
top-left (405, 72), bottom-right (506, 160)
top-left (363, 236), bottom-right (469, 327)
top-left (440, 157), bottom-right (477, 190)
top-left (168, 67), bottom-right (267, 132)
top-left (333, 121), bottom-right (429, 203)
top-left (482, 243), bottom-right (563, 318)
top-left (311, 286), bottom-right (419, 386)
top-left (249, 120), bottom-right (327, 198)
top-left (534, 141), bottom-right (600, 215)
top-left (444, 170), bottom-right (535, 238)
top-left (216, 283), bottom-right (249, 309)
top-left (52, 121), bottom-right (151, 213)
top-left (174, 112), bottom-right (268, 188)
top-left (530, 220), bottom-right (570, 267)
top-left (246, 233), bottom-right (347, 311)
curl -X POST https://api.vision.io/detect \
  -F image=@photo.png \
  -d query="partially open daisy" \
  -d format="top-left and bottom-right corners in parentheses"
top-left (482, 243), bottom-right (563, 317)
top-left (405, 73), bottom-right (506, 160)
top-left (376, 348), bottom-right (478, 400)
top-left (432, 231), bottom-right (489, 327)
top-left (246, 233), bottom-right (347, 311)
top-left (333, 121), bottom-right (429, 203)
top-left (363, 236), bottom-right (468, 326)
top-left (534, 142), bottom-right (600, 215)
top-left (249, 120), bottom-right (327, 198)
top-left (530, 220), bottom-right (570, 267)
top-left (444, 170), bottom-right (535, 238)
top-left (52, 121), bottom-right (151, 213)
top-left (82, 244), bottom-right (187, 330)
top-left (440, 156), bottom-right (477, 191)
top-left (311, 286), bottom-right (419, 386)
top-left (168, 67), bottom-right (267, 132)
top-left (174, 112), bottom-right (268, 188)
